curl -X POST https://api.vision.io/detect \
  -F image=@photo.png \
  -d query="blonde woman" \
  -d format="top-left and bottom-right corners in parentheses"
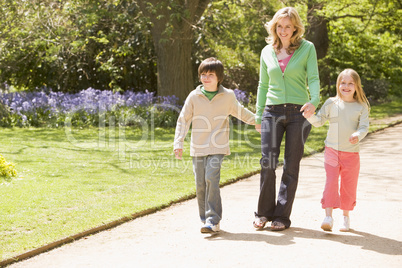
top-left (305, 69), bottom-right (370, 232)
top-left (253, 7), bottom-right (320, 231)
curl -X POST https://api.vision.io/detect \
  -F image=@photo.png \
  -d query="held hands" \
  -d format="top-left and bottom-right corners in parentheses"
top-left (300, 102), bottom-right (316, 118)
top-left (174, 149), bottom-right (183, 159)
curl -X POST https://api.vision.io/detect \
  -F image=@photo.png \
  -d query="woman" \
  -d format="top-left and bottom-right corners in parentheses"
top-left (253, 7), bottom-right (320, 231)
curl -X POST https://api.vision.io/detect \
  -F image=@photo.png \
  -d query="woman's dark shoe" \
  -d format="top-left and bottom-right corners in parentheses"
top-left (271, 221), bottom-right (286, 231)
top-left (253, 216), bottom-right (268, 230)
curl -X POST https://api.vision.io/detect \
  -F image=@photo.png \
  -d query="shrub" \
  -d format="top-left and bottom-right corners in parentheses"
top-left (0, 154), bottom-right (17, 178)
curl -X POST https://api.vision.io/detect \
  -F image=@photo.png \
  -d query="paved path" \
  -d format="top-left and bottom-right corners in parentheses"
top-left (8, 123), bottom-right (402, 268)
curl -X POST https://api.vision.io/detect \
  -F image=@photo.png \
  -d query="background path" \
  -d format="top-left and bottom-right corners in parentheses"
top-left (7, 123), bottom-right (402, 268)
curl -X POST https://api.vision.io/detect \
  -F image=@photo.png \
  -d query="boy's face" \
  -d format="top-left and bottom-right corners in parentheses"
top-left (200, 71), bottom-right (219, 91)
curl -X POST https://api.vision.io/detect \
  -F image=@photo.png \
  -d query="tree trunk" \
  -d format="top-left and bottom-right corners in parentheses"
top-left (306, 1), bottom-right (329, 60)
top-left (137, 0), bottom-right (210, 103)
top-left (152, 36), bottom-right (194, 101)
top-left (306, 0), bottom-right (331, 94)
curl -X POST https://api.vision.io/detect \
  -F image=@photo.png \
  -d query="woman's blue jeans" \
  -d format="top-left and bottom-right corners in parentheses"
top-left (256, 104), bottom-right (311, 228)
top-left (192, 154), bottom-right (224, 225)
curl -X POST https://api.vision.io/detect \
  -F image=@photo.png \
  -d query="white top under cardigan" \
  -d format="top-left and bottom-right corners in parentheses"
top-left (307, 97), bottom-right (369, 152)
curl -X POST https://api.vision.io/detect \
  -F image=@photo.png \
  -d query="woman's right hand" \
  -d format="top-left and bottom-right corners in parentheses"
top-left (255, 124), bottom-right (261, 134)
top-left (300, 102), bottom-right (316, 118)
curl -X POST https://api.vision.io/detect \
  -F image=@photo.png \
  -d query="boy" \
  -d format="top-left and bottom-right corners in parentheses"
top-left (173, 57), bottom-right (255, 233)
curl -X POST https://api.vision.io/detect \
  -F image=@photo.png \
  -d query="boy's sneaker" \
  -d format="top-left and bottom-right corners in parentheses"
top-left (201, 222), bottom-right (220, 233)
top-left (321, 216), bottom-right (333, 231)
top-left (339, 216), bottom-right (350, 232)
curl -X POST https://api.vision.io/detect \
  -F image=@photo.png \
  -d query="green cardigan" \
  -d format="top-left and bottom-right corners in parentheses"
top-left (255, 39), bottom-right (320, 124)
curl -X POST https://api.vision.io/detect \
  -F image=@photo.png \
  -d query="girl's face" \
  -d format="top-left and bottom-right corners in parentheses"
top-left (276, 17), bottom-right (296, 44)
top-left (339, 74), bottom-right (356, 102)
top-left (200, 71), bottom-right (219, 91)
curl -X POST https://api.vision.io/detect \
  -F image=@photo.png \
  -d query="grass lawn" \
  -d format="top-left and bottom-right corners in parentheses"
top-left (1, 98), bottom-right (401, 261)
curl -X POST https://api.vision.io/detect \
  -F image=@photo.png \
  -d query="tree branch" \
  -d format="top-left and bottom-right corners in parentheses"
top-left (330, 14), bottom-right (364, 20)
top-left (193, 0), bottom-right (210, 20)
top-left (360, 0), bottom-right (379, 32)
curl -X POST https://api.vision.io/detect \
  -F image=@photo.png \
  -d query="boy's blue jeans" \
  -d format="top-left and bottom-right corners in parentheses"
top-left (192, 154), bottom-right (224, 225)
top-left (256, 104), bottom-right (311, 228)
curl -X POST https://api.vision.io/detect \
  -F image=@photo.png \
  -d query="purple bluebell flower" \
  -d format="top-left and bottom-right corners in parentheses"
top-left (0, 88), bottom-right (182, 127)
top-left (233, 89), bottom-right (249, 105)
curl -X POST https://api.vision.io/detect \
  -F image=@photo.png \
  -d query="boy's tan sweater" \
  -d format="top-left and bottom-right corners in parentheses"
top-left (174, 85), bottom-right (255, 157)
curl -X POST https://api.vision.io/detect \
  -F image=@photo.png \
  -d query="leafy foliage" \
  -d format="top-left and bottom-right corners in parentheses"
top-left (0, 0), bottom-right (156, 93)
top-left (312, 0), bottom-right (402, 100)
top-left (193, 0), bottom-right (278, 92)
top-left (195, 0), bottom-right (401, 100)
top-left (0, 0), bottom-right (400, 102)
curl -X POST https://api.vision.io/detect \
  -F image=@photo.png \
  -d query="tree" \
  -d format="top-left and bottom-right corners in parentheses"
top-left (294, 0), bottom-right (402, 98)
top-left (0, 0), bottom-right (157, 93)
top-left (137, 0), bottom-right (210, 102)
top-left (323, 0), bottom-right (402, 98)
top-left (305, 0), bottom-right (328, 60)
top-left (194, 0), bottom-right (276, 93)
top-left (0, 0), bottom-right (66, 90)
top-left (0, 0), bottom-right (400, 101)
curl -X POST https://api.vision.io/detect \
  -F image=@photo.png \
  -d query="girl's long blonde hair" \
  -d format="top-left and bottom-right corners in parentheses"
top-left (265, 7), bottom-right (304, 54)
top-left (336, 69), bottom-right (371, 110)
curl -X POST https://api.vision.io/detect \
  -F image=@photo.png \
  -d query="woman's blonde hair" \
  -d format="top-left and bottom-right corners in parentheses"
top-left (336, 68), bottom-right (371, 110)
top-left (265, 7), bottom-right (304, 54)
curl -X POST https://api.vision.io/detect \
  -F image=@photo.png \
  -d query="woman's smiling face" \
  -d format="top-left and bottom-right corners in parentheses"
top-left (276, 17), bottom-right (296, 44)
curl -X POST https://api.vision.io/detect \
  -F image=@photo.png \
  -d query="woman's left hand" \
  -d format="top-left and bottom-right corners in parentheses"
top-left (300, 102), bottom-right (316, 118)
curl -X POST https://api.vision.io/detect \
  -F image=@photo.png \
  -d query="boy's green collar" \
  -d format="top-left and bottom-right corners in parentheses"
top-left (196, 84), bottom-right (224, 93)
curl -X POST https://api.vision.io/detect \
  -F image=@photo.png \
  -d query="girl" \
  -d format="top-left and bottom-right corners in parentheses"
top-left (304, 69), bottom-right (370, 232)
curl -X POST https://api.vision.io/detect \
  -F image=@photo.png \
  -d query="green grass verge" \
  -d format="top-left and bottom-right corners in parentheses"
top-left (1, 98), bottom-right (401, 261)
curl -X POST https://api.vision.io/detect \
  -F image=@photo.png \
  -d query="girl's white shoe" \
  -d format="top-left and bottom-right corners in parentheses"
top-left (340, 216), bottom-right (350, 232)
top-left (321, 216), bottom-right (333, 231)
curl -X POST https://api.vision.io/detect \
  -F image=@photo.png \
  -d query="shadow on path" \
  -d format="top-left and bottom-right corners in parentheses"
top-left (206, 227), bottom-right (402, 255)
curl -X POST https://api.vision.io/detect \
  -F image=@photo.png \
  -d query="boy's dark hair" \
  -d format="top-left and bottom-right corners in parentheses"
top-left (198, 57), bottom-right (224, 85)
